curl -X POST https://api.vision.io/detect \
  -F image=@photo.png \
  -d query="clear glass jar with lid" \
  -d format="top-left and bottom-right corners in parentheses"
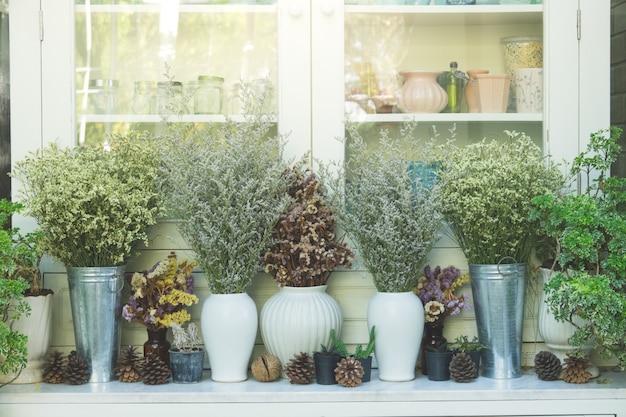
top-left (193, 75), bottom-right (224, 114)
top-left (88, 79), bottom-right (119, 114)
top-left (131, 81), bottom-right (157, 114)
top-left (155, 81), bottom-right (187, 114)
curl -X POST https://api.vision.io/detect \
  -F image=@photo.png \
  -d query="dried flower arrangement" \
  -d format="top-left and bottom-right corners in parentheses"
top-left (122, 252), bottom-right (198, 330)
top-left (159, 81), bottom-right (292, 294)
top-left (263, 162), bottom-right (354, 287)
top-left (170, 322), bottom-right (203, 352)
top-left (324, 121), bottom-right (444, 292)
top-left (12, 132), bottom-right (165, 267)
top-left (436, 131), bottom-right (565, 265)
top-left (416, 265), bottom-right (471, 326)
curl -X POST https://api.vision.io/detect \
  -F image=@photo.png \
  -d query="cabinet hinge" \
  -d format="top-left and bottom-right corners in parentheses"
top-left (39, 10), bottom-right (44, 42)
top-left (577, 8), bottom-right (581, 41)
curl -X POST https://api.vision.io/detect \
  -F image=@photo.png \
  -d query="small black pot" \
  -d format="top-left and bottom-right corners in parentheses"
top-left (169, 348), bottom-right (205, 383)
top-left (314, 353), bottom-right (343, 385)
top-left (357, 356), bottom-right (372, 383)
top-left (467, 350), bottom-right (481, 378)
top-left (425, 350), bottom-right (453, 381)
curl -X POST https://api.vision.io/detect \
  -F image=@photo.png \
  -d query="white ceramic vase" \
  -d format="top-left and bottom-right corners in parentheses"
top-left (396, 70), bottom-right (447, 113)
top-left (201, 292), bottom-right (258, 382)
top-left (367, 291), bottom-right (424, 381)
top-left (0, 293), bottom-right (53, 384)
top-left (514, 68), bottom-right (543, 113)
top-left (260, 285), bottom-right (343, 370)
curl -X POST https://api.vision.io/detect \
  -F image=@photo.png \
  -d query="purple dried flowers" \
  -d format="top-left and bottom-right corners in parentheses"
top-left (416, 265), bottom-right (471, 326)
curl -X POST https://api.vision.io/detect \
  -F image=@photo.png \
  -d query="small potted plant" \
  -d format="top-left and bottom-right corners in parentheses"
top-left (424, 342), bottom-right (454, 381)
top-left (122, 251), bottom-right (199, 368)
top-left (313, 329), bottom-right (345, 385)
top-left (324, 121), bottom-right (445, 382)
top-left (451, 335), bottom-right (485, 377)
top-left (333, 326), bottom-right (376, 383)
top-left (169, 322), bottom-right (204, 384)
top-left (415, 264), bottom-right (471, 375)
top-left (260, 161), bottom-right (354, 369)
top-left (530, 126), bottom-right (626, 369)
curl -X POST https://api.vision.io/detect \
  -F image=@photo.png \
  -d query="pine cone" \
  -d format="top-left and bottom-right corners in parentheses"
top-left (334, 357), bottom-right (364, 387)
top-left (284, 352), bottom-right (314, 384)
top-left (116, 345), bottom-right (143, 383)
top-left (251, 354), bottom-right (282, 382)
top-left (449, 352), bottom-right (477, 383)
top-left (142, 352), bottom-right (170, 385)
top-left (563, 353), bottom-right (592, 384)
top-left (43, 351), bottom-right (67, 384)
top-left (534, 351), bottom-right (563, 381)
top-left (64, 350), bottom-right (90, 385)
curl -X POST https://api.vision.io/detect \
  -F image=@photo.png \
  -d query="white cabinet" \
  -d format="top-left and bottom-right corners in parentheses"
top-left (9, 0), bottom-right (611, 361)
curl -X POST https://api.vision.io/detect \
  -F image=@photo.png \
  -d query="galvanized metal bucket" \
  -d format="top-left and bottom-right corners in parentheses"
top-left (67, 266), bottom-right (125, 383)
top-left (469, 260), bottom-right (526, 379)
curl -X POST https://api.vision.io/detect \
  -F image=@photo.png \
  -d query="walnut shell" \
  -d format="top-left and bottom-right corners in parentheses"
top-left (251, 354), bottom-right (282, 382)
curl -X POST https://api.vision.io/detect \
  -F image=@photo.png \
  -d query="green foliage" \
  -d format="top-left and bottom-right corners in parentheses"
top-left (531, 127), bottom-right (626, 369)
top-left (12, 133), bottom-right (165, 267)
top-left (323, 121), bottom-right (444, 292)
top-left (158, 81), bottom-right (292, 294)
top-left (437, 131), bottom-right (565, 264)
top-left (451, 335), bottom-right (485, 353)
top-left (331, 326), bottom-right (375, 359)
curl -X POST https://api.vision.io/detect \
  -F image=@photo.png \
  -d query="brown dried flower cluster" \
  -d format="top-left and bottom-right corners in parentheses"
top-left (263, 166), bottom-right (353, 287)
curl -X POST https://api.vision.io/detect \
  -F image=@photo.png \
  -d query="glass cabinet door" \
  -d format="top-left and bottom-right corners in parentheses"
top-left (74, 1), bottom-right (279, 146)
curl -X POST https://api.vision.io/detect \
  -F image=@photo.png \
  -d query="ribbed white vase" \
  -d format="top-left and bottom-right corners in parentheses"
top-left (201, 292), bottom-right (258, 382)
top-left (396, 70), bottom-right (447, 113)
top-left (260, 285), bottom-right (343, 370)
top-left (367, 291), bottom-right (424, 382)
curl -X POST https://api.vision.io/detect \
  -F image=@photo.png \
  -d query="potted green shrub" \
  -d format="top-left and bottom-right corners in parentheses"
top-left (260, 161), bottom-right (354, 370)
top-left (451, 335), bottom-right (485, 377)
top-left (325, 121), bottom-right (444, 382)
top-left (436, 131), bottom-right (565, 379)
top-left (530, 126), bottom-right (626, 370)
top-left (0, 201), bottom-right (30, 386)
top-left (333, 326), bottom-right (376, 383)
top-left (12, 132), bottom-right (165, 382)
top-left (313, 329), bottom-right (345, 385)
top-left (0, 199), bottom-right (53, 384)
top-left (169, 322), bottom-right (205, 384)
top-left (158, 83), bottom-right (292, 382)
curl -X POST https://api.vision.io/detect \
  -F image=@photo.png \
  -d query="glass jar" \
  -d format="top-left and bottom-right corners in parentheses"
top-left (131, 81), bottom-right (157, 114)
top-left (155, 81), bottom-right (185, 114)
top-left (194, 75), bottom-right (224, 114)
top-left (88, 79), bottom-right (119, 114)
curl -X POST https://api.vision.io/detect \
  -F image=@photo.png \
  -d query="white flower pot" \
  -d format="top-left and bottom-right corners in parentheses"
top-left (260, 285), bottom-right (343, 371)
top-left (367, 291), bottom-right (424, 381)
top-left (201, 293), bottom-right (258, 382)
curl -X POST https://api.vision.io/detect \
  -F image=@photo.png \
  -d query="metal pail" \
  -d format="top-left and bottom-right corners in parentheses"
top-left (469, 261), bottom-right (526, 379)
top-left (66, 266), bottom-right (125, 383)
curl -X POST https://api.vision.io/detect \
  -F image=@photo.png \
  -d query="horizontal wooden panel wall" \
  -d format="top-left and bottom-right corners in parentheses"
top-left (42, 219), bottom-right (615, 369)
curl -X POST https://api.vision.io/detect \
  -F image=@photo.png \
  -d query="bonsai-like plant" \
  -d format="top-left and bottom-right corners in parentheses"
top-left (122, 251), bottom-right (198, 330)
top-left (416, 264), bottom-right (471, 327)
top-left (170, 322), bottom-right (203, 353)
top-left (436, 131), bottom-right (565, 265)
top-left (263, 161), bottom-right (354, 287)
top-left (11, 132), bottom-right (165, 267)
top-left (451, 335), bottom-right (486, 353)
top-left (530, 127), bottom-right (626, 368)
top-left (0, 200), bottom-right (30, 382)
top-left (159, 84), bottom-right (292, 294)
top-left (325, 121), bottom-right (444, 293)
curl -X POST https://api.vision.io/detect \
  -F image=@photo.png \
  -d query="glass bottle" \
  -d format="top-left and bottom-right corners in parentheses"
top-left (88, 79), bottom-right (119, 114)
top-left (144, 327), bottom-right (171, 369)
top-left (194, 75), bottom-right (224, 114)
top-left (155, 81), bottom-right (186, 114)
top-left (420, 323), bottom-right (447, 375)
top-left (445, 61), bottom-right (462, 113)
top-left (131, 81), bottom-right (157, 114)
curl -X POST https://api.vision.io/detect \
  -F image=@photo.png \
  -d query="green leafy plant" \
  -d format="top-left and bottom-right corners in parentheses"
top-left (0, 200), bottom-right (31, 382)
top-left (12, 132), bottom-right (165, 267)
top-left (263, 161), bottom-right (354, 287)
top-left (530, 127), bottom-right (626, 368)
top-left (158, 82), bottom-right (292, 294)
top-left (451, 335), bottom-right (485, 353)
top-left (332, 326), bottom-right (375, 359)
top-left (437, 131), bottom-right (565, 265)
top-left (324, 121), bottom-right (444, 292)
